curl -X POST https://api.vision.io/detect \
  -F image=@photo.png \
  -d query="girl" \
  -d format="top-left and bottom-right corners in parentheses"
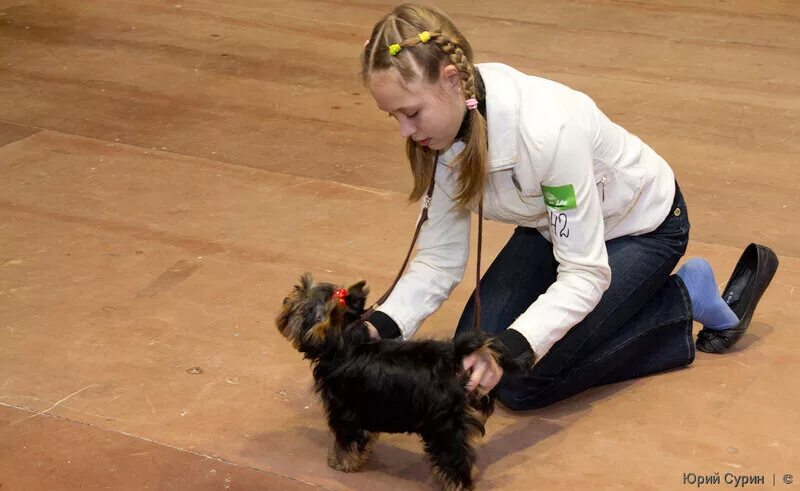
top-left (358, 3), bottom-right (779, 410)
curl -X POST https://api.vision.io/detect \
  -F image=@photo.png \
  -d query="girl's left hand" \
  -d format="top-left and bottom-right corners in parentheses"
top-left (462, 349), bottom-right (503, 393)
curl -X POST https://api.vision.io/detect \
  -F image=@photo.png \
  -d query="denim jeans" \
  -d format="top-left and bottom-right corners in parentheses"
top-left (454, 182), bottom-right (694, 410)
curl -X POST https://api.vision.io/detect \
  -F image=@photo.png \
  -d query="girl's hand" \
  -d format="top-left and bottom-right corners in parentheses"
top-left (462, 349), bottom-right (503, 394)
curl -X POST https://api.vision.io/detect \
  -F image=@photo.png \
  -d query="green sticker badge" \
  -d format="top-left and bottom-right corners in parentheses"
top-left (541, 184), bottom-right (577, 211)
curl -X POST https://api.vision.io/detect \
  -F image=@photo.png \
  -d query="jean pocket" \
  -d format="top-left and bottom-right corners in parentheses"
top-left (655, 198), bottom-right (690, 241)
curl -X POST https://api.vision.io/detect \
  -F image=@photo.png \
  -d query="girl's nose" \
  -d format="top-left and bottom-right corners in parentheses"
top-left (398, 116), bottom-right (416, 139)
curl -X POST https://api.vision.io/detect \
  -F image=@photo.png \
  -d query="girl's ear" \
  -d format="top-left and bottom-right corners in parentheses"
top-left (441, 64), bottom-right (461, 91)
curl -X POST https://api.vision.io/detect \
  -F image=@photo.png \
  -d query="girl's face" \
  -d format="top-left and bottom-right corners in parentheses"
top-left (367, 64), bottom-right (466, 151)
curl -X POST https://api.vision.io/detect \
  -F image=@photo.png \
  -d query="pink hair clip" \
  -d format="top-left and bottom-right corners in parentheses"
top-left (465, 98), bottom-right (478, 110)
top-left (363, 39), bottom-right (370, 47)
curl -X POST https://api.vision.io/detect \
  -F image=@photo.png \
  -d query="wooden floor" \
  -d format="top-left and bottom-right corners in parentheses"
top-left (1, 1), bottom-right (798, 489)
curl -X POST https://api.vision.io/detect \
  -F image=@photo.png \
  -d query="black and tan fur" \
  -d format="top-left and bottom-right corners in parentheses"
top-left (275, 273), bottom-right (525, 490)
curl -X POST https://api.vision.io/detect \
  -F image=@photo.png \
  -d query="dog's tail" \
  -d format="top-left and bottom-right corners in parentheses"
top-left (454, 331), bottom-right (493, 361)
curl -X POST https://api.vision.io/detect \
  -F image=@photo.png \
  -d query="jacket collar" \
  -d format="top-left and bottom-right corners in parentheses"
top-left (438, 63), bottom-right (520, 170)
top-left (478, 63), bottom-right (519, 169)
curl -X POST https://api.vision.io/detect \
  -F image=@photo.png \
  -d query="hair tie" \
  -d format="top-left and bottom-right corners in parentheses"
top-left (388, 43), bottom-right (402, 56)
top-left (417, 31), bottom-right (431, 43)
top-left (465, 98), bottom-right (478, 110)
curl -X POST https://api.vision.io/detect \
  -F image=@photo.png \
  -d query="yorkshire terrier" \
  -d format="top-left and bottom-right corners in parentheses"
top-left (275, 273), bottom-right (525, 490)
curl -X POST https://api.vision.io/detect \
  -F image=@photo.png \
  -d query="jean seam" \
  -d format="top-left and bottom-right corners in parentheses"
top-left (672, 273), bottom-right (696, 363)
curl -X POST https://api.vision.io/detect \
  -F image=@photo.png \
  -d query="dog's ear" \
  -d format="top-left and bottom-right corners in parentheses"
top-left (345, 280), bottom-right (369, 312)
top-left (295, 272), bottom-right (314, 294)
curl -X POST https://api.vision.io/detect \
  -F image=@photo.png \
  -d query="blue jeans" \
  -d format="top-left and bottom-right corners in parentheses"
top-left (454, 182), bottom-right (694, 410)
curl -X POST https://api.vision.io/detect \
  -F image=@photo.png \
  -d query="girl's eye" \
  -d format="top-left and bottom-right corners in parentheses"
top-left (386, 111), bottom-right (417, 119)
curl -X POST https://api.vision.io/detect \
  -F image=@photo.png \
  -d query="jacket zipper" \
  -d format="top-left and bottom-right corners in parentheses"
top-left (597, 176), bottom-right (606, 202)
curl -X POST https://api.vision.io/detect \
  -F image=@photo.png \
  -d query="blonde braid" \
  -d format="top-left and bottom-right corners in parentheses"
top-left (433, 37), bottom-right (477, 100)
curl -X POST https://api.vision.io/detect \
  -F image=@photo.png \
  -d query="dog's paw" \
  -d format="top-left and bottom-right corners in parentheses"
top-left (327, 438), bottom-right (375, 472)
top-left (432, 466), bottom-right (477, 491)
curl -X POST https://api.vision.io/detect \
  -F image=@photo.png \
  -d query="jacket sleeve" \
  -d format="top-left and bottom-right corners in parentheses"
top-left (506, 116), bottom-right (612, 361)
top-left (373, 173), bottom-right (471, 339)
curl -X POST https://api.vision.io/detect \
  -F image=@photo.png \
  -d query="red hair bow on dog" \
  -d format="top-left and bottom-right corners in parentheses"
top-left (332, 288), bottom-right (348, 306)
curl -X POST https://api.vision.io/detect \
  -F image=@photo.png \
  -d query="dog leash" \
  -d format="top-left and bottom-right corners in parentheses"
top-left (351, 151), bottom-right (484, 333)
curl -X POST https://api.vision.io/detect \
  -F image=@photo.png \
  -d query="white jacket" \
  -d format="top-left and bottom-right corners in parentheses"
top-left (377, 62), bottom-right (676, 361)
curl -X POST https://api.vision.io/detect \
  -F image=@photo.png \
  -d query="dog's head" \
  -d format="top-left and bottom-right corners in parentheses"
top-left (275, 273), bottom-right (370, 359)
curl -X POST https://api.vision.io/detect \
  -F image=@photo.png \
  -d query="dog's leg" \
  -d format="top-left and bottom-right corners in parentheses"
top-left (327, 424), bottom-right (378, 473)
top-left (467, 392), bottom-right (495, 431)
top-left (422, 420), bottom-right (480, 491)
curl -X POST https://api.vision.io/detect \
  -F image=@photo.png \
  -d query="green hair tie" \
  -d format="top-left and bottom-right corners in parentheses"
top-left (388, 43), bottom-right (402, 56)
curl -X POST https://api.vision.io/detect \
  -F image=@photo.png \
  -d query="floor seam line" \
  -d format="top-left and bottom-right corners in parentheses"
top-left (0, 401), bottom-right (332, 490)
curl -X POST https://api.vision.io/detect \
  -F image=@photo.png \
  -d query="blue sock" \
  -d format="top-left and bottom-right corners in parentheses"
top-left (676, 258), bottom-right (739, 330)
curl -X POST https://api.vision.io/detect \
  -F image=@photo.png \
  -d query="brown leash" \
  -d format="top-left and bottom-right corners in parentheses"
top-left (475, 199), bottom-right (482, 331)
top-left (352, 151), bottom-right (484, 333)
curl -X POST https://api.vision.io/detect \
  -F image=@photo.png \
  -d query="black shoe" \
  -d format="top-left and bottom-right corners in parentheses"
top-left (696, 243), bottom-right (779, 353)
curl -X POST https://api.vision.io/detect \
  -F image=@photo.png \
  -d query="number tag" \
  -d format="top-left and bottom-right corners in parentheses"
top-left (542, 184), bottom-right (576, 239)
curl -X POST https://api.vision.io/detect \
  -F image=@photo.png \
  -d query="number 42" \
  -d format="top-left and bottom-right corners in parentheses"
top-left (550, 211), bottom-right (570, 238)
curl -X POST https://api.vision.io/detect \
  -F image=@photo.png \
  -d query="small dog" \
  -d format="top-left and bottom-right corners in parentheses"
top-left (275, 273), bottom-right (524, 490)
